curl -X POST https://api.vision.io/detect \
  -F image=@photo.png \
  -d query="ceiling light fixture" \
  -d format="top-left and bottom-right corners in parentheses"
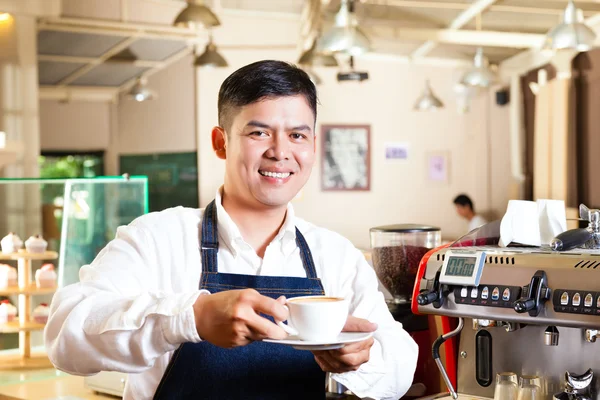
top-left (127, 78), bottom-right (156, 102)
top-left (413, 80), bottom-right (444, 111)
top-left (459, 48), bottom-right (497, 89)
top-left (317, 0), bottom-right (370, 57)
top-left (173, 0), bottom-right (220, 29)
top-left (542, 0), bottom-right (596, 53)
top-left (194, 35), bottom-right (228, 67)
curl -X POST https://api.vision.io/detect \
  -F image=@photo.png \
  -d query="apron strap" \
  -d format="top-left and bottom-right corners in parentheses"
top-left (200, 199), bottom-right (319, 279)
top-left (200, 200), bottom-right (219, 274)
top-left (295, 228), bottom-right (319, 279)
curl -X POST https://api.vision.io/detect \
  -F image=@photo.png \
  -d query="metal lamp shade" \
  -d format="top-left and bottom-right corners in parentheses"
top-left (414, 81), bottom-right (444, 111)
top-left (174, 0), bottom-right (220, 28)
top-left (127, 80), bottom-right (156, 102)
top-left (194, 42), bottom-right (228, 67)
top-left (460, 48), bottom-right (497, 88)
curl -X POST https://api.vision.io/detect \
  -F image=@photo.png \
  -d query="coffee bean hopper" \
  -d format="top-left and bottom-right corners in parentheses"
top-left (369, 224), bottom-right (442, 397)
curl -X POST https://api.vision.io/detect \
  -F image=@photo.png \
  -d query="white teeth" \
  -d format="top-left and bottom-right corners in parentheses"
top-left (259, 171), bottom-right (291, 179)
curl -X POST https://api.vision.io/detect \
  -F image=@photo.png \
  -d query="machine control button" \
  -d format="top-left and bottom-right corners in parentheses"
top-left (573, 293), bottom-right (581, 307)
top-left (481, 287), bottom-right (489, 300)
top-left (461, 287), bottom-right (468, 298)
top-left (585, 294), bottom-right (594, 308)
top-left (492, 287), bottom-right (500, 301)
top-left (502, 288), bottom-right (511, 301)
top-left (560, 292), bottom-right (569, 306)
top-left (471, 287), bottom-right (479, 299)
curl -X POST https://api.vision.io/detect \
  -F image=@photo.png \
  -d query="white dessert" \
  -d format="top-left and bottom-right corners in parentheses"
top-left (0, 300), bottom-right (17, 323)
top-left (0, 264), bottom-right (17, 288)
top-left (35, 263), bottom-right (57, 288)
top-left (25, 235), bottom-right (48, 254)
top-left (1, 232), bottom-right (23, 254)
top-left (32, 303), bottom-right (49, 324)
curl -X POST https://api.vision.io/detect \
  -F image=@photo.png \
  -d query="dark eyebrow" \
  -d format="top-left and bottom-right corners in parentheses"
top-left (245, 120), bottom-right (271, 130)
top-left (291, 124), bottom-right (312, 133)
top-left (244, 121), bottom-right (313, 134)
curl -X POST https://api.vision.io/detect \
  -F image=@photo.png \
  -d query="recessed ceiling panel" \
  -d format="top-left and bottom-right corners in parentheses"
top-left (70, 64), bottom-right (150, 86)
top-left (38, 61), bottom-right (86, 85)
top-left (38, 31), bottom-right (126, 58)
top-left (126, 39), bottom-right (189, 62)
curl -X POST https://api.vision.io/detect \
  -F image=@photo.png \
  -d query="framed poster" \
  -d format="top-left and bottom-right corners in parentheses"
top-left (427, 151), bottom-right (450, 183)
top-left (321, 124), bottom-right (370, 191)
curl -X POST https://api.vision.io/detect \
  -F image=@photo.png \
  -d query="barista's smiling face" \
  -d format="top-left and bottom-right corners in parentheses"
top-left (212, 95), bottom-right (316, 210)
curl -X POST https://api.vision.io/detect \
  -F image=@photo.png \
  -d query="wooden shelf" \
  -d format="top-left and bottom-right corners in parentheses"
top-left (0, 250), bottom-right (58, 261)
top-left (0, 321), bottom-right (45, 333)
top-left (0, 284), bottom-right (56, 296)
top-left (0, 351), bottom-right (52, 371)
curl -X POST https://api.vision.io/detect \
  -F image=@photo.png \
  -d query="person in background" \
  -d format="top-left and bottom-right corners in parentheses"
top-left (44, 60), bottom-right (418, 400)
top-left (454, 193), bottom-right (488, 232)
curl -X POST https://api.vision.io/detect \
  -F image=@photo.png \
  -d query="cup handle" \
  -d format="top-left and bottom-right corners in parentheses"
top-left (277, 305), bottom-right (298, 336)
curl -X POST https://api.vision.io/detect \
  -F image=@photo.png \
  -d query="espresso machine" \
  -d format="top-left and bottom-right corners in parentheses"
top-left (413, 219), bottom-right (600, 400)
top-left (369, 224), bottom-right (443, 397)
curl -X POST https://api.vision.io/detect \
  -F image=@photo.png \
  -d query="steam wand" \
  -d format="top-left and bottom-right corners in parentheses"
top-left (432, 317), bottom-right (464, 400)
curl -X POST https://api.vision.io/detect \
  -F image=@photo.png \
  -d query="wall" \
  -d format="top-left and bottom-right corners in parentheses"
top-left (117, 54), bottom-right (196, 155)
top-left (39, 100), bottom-right (111, 151)
top-left (197, 55), bottom-right (512, 249)
top-left (35, 8), bottom-right (513, 249)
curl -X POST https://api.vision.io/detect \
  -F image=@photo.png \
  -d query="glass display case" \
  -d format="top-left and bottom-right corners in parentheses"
top-left (0, 176), bottom-right (148, 356)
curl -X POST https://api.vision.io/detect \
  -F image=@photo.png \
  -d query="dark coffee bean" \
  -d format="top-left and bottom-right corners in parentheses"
top-left (371, 245), bottom-right (430, 300)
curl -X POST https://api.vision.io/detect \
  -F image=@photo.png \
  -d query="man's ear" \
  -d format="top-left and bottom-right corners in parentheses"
top-left (212, 126), bottom-right (227, 160)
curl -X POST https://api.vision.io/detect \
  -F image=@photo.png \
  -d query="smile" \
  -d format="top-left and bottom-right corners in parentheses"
top-left (259, 170), bottom-right (292, 179)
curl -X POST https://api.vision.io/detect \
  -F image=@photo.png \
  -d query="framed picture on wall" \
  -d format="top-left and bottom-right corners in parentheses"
top-left (426, 151), bottom-right (450, 183)
top-left (321, 124), bottom-right (370, 191)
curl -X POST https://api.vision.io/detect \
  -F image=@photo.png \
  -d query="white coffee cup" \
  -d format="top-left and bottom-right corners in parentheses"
top-left (277, 295), bottom-right (349, 342)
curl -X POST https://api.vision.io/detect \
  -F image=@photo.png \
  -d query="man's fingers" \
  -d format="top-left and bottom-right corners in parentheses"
top-left (333, 337), bottom-right (374, 355)
top-left (246, 311), bottom-right (288, 340)
top-left (314, 354), bottom-right (337, 373)
top-left (251, 293), bottom-right (289, 322)
top-left (343, 315), bottom-right (378, 332)
top-left (314, 351), bottom-right (357, 373)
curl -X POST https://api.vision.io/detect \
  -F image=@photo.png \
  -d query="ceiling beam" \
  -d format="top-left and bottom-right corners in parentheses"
top-left (38, 16), bottom-right (202, 42)
top-left (364, 0), bottom-right (600, 16)
top-left (410, 0), bottom-right (498, 59)
top-left (39, 86), bottom-right (119, 102)
top-left (38, 54), bottom-right (162, 68)
top-left (371, 27), bottom-right (545, 49)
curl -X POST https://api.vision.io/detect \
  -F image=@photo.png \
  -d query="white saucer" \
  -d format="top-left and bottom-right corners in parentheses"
top-left (263, 332), bottom-right (373, 351)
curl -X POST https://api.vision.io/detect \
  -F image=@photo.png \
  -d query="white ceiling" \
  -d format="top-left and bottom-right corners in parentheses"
top-left (36, 0), bottom-right (600, 96)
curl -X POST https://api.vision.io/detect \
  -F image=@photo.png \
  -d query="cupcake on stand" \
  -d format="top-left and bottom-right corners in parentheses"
top-left (1, 232), bottom-right (23, 254)
top-left (35, 263), bottom-right (57, 288)
top-left (25, 235), bottom-right (48, 254)
top-left (32, 303), bottom-right (50, 324)
top-left (0, 264), bottom-right (17, 289)
top-left (0, 299), bottom-right (17, 323)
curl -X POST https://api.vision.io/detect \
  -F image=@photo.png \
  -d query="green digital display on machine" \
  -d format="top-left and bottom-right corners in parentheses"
top-left (445, 256), bottom-right (477, 277)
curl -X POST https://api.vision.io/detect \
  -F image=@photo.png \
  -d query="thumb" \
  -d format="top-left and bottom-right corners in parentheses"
top-left (276, 296), bottom-right (287, 305)
top-left (343, 315), bottom-right (378, 332)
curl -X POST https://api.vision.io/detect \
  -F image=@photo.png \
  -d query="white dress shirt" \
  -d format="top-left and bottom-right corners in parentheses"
top-left (468, 215), bottom-right (488, 232)
top-left (45, 189), bottom-right (418, 400)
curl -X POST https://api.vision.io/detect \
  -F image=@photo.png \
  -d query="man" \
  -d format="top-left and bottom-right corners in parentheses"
top-left (45, 60), bottom-right (418, 399)
top-left (454, 193), bottom-right (488, 232)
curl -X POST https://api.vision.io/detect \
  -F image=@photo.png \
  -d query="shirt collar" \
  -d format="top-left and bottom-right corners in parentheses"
top-left (213, 186), bottom-right (297, 257)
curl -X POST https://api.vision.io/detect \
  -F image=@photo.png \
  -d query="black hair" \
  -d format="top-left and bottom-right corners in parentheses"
top-left (453, 194), bottom-right (474, 211)
top-left (217, 60), bottom-right (317, 132)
